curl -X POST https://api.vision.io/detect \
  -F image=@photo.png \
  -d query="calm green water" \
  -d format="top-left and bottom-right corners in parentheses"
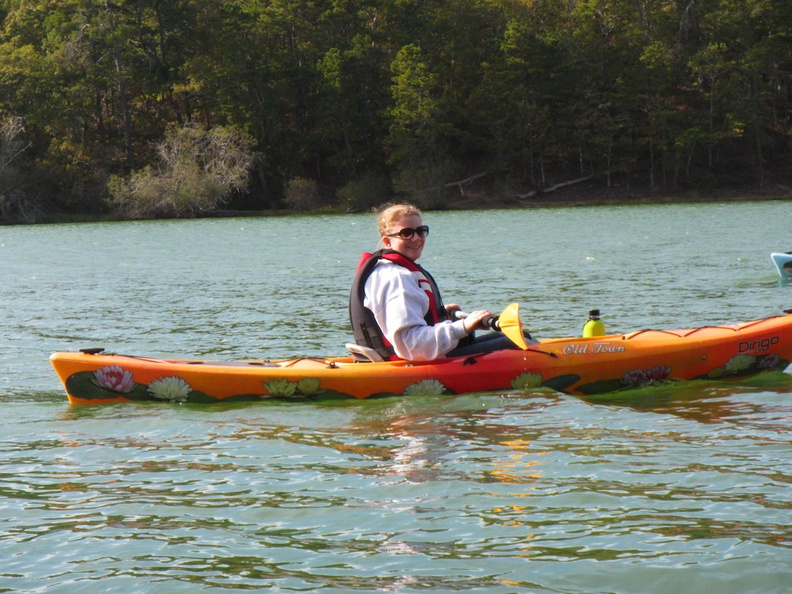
top-left (2, 202), bottom-right (791, 593)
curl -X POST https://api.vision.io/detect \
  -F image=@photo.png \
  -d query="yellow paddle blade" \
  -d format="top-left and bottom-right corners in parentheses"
top-left (498, 302), bottom-right (529, 350)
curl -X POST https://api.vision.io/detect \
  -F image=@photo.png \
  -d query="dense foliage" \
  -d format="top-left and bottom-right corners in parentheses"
top-left (1, 0), bottom-right (790, 221)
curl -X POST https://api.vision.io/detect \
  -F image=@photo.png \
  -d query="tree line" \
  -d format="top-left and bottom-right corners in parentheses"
top-left (1, 0), bottom-right (790, 222)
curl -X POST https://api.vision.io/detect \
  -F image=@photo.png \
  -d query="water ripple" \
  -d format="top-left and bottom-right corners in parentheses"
top-left (2, 206), bottom-right (792, 592)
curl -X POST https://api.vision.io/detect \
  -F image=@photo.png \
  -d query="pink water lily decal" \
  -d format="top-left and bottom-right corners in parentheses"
top-left (92, 365), bottom-right (136, 393)
top-left (758, 354), bottom-right (780, 369)
top-left (620, 365), bottom-right (671, 388)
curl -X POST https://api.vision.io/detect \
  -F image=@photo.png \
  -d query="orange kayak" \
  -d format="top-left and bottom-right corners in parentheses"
top-left (51, 311), bottom-right (792, 405)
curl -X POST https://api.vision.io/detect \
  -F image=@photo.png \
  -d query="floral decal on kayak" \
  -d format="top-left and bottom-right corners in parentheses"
top-left (705, 353), bottom-right (782, 379)
top-left (74, 366), bottom-right (200, 402)
top-left (403, 379), bottom-right (447, 396)
top-left (511, 372), bottom-right (543, 390)
top-left (148, 376), bottom-right (193, 402)
top-left (66, 367), bottom-right (330, 403)
top-left (575, 353), bottom-right (790, 395)
top-left (260, 377), bottom-right (326, 399)
top-left (92, 365), bottom-right (136, 393)
top-left (621, 365), bottom-right (671, 388)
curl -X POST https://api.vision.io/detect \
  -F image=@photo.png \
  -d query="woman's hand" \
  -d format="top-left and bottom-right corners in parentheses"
top-left (445, 304), bottom-right (462, 320)
top-left (446, 305), bottom-right (495, 333)
top-left (461, 309), bottom-right (493, 334)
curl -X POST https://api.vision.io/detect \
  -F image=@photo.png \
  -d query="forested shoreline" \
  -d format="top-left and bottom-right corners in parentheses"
top-left (1, 0), bottom-right (790, 223)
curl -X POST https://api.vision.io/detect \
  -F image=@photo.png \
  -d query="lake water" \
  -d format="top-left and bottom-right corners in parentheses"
top-left (1, 201), bottom-right (791, 592)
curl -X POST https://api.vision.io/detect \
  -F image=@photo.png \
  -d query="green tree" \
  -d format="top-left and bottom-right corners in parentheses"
top-left (0, 0), bottom-right (201, 210)
top-left (387, 43), bottom-right (461, 204)
top-left (316, 33), bottom-right (390, 181)
top-left (470, 13), bottom-right (569, 190)
top-left (107, 124), bottom-right (253, 218)
top-left (688, 0), bottom-right (792, 189)
top-left (0, 115), bottom-right (45, 222)
top-left (1, 0), bottom-right (791, 219)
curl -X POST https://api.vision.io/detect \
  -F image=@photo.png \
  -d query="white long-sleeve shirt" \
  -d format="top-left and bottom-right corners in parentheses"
top-left (363, 260), bottom-right (469, 361)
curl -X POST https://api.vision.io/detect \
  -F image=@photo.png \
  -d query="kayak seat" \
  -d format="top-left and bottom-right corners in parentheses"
top-left (345, 343), bottom-right (385, 363)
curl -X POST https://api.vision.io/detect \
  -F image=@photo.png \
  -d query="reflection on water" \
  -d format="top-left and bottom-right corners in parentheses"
top-left (2, 389), bottom-right (791, 592)
top-left (2, 203), bottom-right (792, 592)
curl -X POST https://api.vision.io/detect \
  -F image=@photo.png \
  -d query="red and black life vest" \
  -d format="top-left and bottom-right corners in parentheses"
top-left (348, 249), bottom-right (449, 360)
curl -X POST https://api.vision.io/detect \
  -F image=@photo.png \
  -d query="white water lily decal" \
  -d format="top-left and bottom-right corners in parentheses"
top-left (724, 354), bottom-right (756, 373)
top-left (403, 379), bottom-right (447, 396)
top-left (708, 353), bottom-right (764, 379)
top-left (261, 378), bottom-right (298, 398)
top-left (148, 376), bottom-right (192, 402)
top-left (511, 372), bottom-right (542, 390)
top-left (92, 365), bottom-right (136, 393)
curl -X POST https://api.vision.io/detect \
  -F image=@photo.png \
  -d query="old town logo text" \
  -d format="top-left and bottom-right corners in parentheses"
top-left (563, 342), bottom-right (627, 355)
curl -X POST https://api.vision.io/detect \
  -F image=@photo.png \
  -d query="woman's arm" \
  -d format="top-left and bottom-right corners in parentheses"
top-left (364, 263), bottom-right (469, 360)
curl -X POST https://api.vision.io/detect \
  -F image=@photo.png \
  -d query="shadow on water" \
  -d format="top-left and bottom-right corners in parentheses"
top-left (582, 371), bottom-right (792, 423)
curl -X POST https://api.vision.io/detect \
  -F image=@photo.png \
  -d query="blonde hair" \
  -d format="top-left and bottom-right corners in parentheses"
top-left (376, 203), bottom-right (422, 237)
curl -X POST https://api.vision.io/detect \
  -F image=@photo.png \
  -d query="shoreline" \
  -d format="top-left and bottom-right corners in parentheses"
top-left (445, 183), bottom-right (792, 211)
top-left (21, 185), bottom-right (792, 225)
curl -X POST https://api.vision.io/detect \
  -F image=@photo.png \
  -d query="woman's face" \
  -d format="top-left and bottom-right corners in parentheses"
top-left (382, 213), bottom-right (425, 261)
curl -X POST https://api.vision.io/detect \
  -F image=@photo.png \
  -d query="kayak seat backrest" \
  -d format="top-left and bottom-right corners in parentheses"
top-left (345, 343), bottom-right (385, 363)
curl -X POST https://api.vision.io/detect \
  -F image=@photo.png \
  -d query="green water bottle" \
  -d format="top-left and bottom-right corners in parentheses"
top-left (583, 309), bottom-right (605, 337)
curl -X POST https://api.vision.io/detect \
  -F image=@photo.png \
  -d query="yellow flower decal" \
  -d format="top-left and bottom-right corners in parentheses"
top-left (296, 377), bottom-right (324, 396)
top-left (706, 366), bottom-right (725, 379)
top-left (403, 379), bottom-right (447, 396)
top-left (261, 378), bottom-right (297, 398)
top-left (260, 377), bottom-right (324, 398)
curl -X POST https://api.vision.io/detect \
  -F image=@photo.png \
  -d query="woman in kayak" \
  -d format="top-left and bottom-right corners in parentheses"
top-left (349, 203), bottom-right (531, 361)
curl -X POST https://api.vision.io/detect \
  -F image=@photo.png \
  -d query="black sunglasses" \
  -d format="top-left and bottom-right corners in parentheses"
top-left (385, 225), bottom-right (430, 240)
